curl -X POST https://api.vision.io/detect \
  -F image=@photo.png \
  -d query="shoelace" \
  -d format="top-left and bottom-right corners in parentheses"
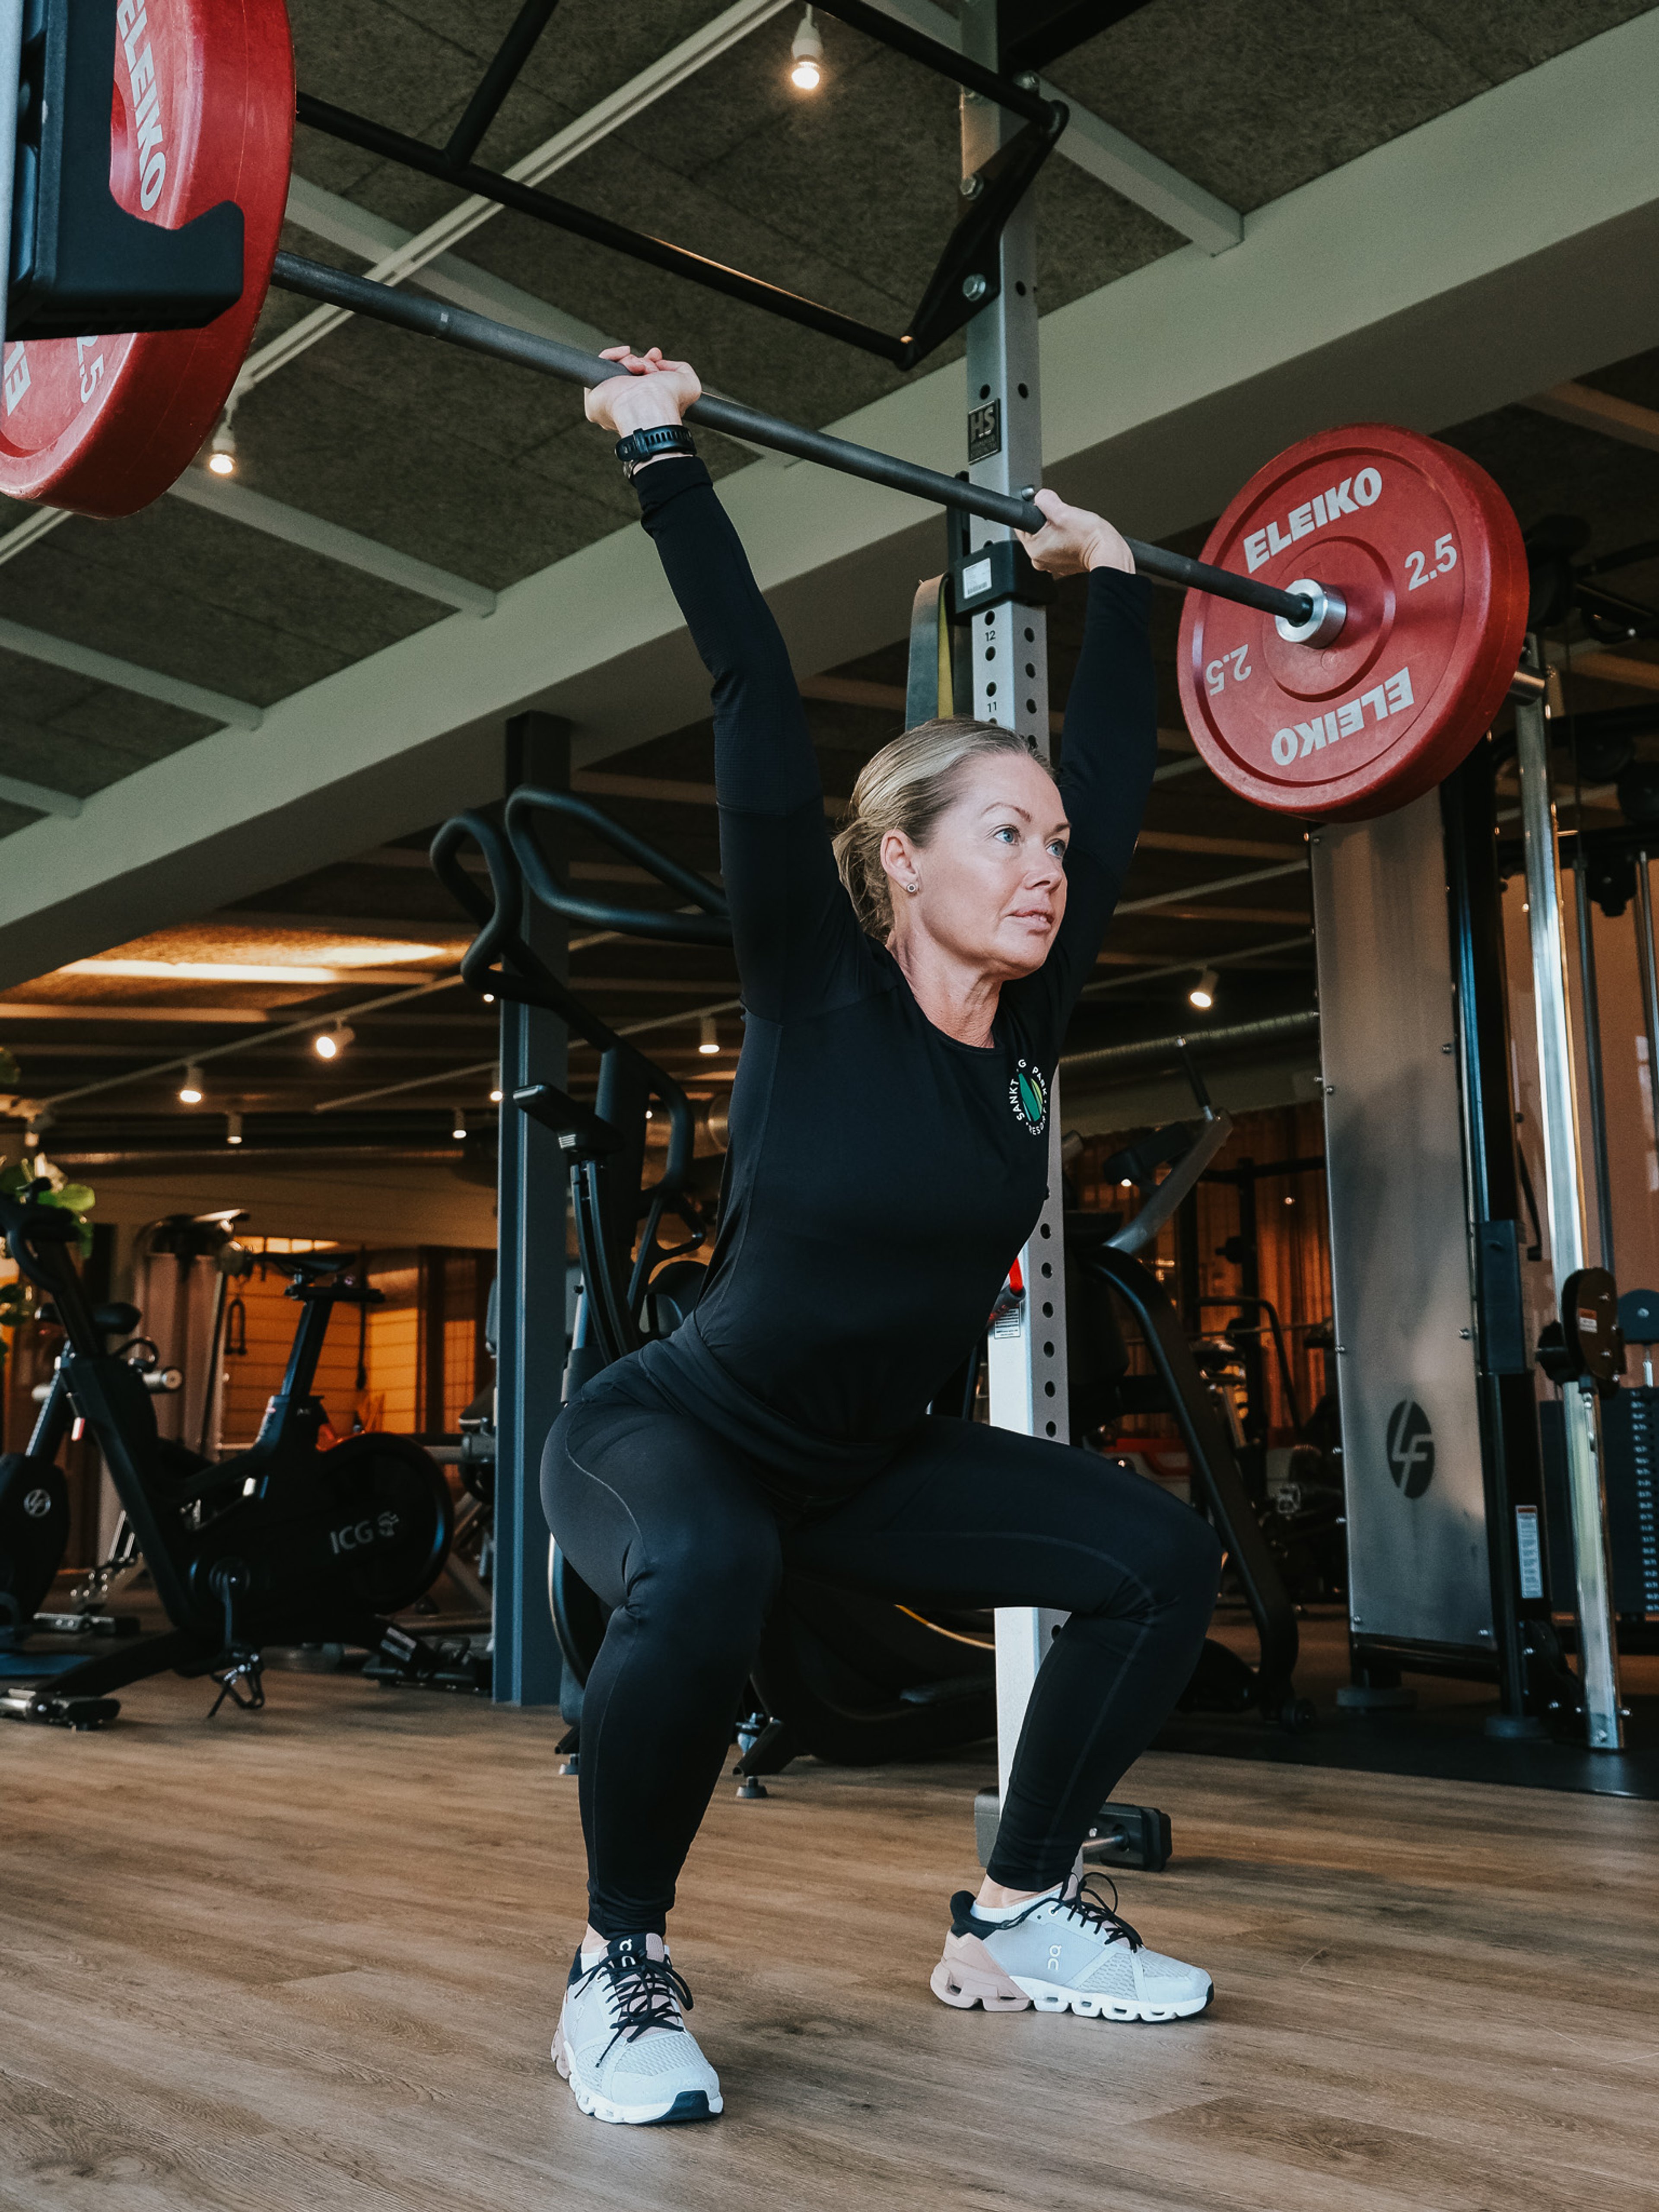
top-left (1051, 1873), bottom-right (1144, 1952)
top-left (580, 1945), bottom-right (694, 2056)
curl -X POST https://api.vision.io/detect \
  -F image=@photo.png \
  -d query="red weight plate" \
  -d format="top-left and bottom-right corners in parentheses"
top-left (1175, 424), bottom-right (1529, 821)
top-left (0, 0), bottom-right (294, 519)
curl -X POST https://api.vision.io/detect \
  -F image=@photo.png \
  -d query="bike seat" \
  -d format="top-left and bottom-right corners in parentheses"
top-left (92, 1301), bottom-right (141, 1336)
top-left (283, 1252), bottom-right (348, 1282)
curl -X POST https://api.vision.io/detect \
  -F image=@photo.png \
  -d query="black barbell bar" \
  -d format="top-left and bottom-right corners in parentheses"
top-left (269, 251), bottom-right (1322, 630)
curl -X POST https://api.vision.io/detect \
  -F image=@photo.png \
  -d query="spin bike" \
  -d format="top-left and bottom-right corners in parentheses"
top-left (0, 1294), bottom-right (158, 1649)
top-left (431, 795), bottom-right (999, 1773)
top-left (0, 1189), bottom-right (454, 1729)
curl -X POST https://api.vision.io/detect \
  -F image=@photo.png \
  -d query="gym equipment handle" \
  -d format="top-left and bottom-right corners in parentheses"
top-left (504, 788), bottom-right (732, 947)
top-left (268, 253), bottom-right (1319, 629)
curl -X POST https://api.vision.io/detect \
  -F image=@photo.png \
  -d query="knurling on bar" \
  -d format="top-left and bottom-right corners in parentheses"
top-left (267, 252), bottom-right (1320, 631)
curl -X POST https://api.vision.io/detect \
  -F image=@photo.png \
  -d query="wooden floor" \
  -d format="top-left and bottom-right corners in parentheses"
top-left (3, 1672), bottom-right (1656, 2212)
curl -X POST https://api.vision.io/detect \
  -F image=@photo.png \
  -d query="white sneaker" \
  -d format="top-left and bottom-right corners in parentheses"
top-left (553, 1932), bottom-right (723, 2124)
top-left (930, 1876), bottom-right (1213, 2022)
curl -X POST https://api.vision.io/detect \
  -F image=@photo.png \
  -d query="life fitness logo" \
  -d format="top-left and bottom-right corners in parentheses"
top-left (1009, 1059), bottom-right (1048, 1138)
top-left (330, 1509), bottom-right (401, 1556)
top-left (22, 1487), bottom-right (54, 1520)
top-left (1385, 1400), bottom-right (1435, 1500)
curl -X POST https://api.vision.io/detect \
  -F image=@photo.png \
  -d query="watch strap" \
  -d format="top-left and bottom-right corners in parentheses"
top-left (615, 424), bottom-right (696, 478)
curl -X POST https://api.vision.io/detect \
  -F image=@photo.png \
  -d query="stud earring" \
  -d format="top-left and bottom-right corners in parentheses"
top-left (906, 879), bottom-right (921, 894)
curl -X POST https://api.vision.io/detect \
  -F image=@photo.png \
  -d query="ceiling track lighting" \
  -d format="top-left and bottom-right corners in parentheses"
top-left (226, 1111), bottom-right (243, 1145)
top-left (451, 1108), bottom-right (468, 1142)
top-left (698, 1014), bottom-right (720, 1056)
top-left (313, 1020), bottom-right (356, 1060)
top-left (1187, 967), bottom-right (1219, 1012)
top-left (789, 5), bottom-right (823, 91)
top-left (178, 1062), bottom-right (205, 1104)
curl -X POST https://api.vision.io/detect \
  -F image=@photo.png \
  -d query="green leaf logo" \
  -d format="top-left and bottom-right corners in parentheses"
top-left (1009, 1063), bottom-right (1047, 1134)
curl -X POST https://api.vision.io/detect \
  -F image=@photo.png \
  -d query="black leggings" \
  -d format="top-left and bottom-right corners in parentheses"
top-left (543, 1384), bottom-right (1222, 1937)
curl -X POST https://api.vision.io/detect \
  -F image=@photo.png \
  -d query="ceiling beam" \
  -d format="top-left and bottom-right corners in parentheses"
top-left (1525, 380), bottom-right (1659, 454)
top-left (0, 771), bottom-right (82, 819)
top-left (1116, 859), bottom-right (1307, 914)
top-left (1040, 82), bottom-right (1242, 254)
top-left (575, 764), bottom-right (1294, 858)
top-left (34, 975), bottom-right (464, 1109)
top-left (0, 616), bottom-right (264, 730)
top-left (283, 173), bottom-right (612, 356)
top-left (796, 671), bottom-right (1196, 751)
top-left (0, 504), bottom-right (71, 570)
top-left (1112, 903), bottom-right (1308, 927)
top-left (1082, 932), bottom-right (1313, 998)
top-left (864, 0), bottom-right (1242, 252)
top-left (280, 175), bottom-right (781, 466)
top-left (2, 12), bottom-right (1658, 985)
top-left (167, 472), bottom-right (499, 616)
top-left (0, 1002), bottom-right (274, 1023)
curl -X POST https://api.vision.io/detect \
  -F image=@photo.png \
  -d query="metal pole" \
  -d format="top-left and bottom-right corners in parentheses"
top-left (0, 0), bottom-right (24, 348)
top-left (493, 710), bottom-right (570, 1707)
top-left (1514, 639), bottom-right (1623, 1749)
top-left (269, 251), bottom-right (1316, 628)
top-left (1570, 839), bottom-right (1615, 1271)
top-left (1634, 852), bottom-right (1659, 1160)
top-left (954, 6), bottom-right (1067, 1811)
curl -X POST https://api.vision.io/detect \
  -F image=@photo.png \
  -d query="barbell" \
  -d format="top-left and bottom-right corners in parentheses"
top-left (0, 0), bottom-right (1530, 822)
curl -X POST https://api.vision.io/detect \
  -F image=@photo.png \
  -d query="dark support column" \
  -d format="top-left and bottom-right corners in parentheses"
top-left (1176, 1192), bottom-right (1201, 1338)
top-left (493, 709), bottom-right (571, 1707)
top-left (419, 1247), bottom-right (446, 1436)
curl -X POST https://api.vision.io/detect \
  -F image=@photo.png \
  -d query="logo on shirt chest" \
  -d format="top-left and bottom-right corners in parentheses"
top-left (1009, 1059), bottom-right (1048, 1137)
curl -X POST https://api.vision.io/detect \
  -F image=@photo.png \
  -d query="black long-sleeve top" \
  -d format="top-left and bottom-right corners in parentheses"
top-left (626, 456), bottom-right (1158, 1492)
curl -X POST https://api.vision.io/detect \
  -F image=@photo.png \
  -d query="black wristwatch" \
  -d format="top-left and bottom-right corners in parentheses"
top-left (614, 424), bottom-right (696, 478)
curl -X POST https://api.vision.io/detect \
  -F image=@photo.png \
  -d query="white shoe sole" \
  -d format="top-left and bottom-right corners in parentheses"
top-left (1010, 1975), bottom-right (1212, 2021)
top-left (931, 1935), bottom-right (1212, 2022)
top-left (553, 2026), bottom-right (722, 2125)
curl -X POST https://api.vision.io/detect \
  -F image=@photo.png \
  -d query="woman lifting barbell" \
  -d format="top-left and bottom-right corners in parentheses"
top-left (544, 343), bottom-right (1224, 2128)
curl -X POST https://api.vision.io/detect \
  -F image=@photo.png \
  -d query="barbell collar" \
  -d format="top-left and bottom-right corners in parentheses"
top-left (1274, 578), bottom-right (1348, 648)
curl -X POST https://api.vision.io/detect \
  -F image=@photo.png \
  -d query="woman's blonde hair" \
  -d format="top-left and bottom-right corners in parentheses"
top-left (832, 717), bottom-right (1055, 937)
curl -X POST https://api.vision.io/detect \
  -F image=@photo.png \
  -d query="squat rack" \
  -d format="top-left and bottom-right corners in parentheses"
top-left (283, 0), bottom-right (1129, 1726)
